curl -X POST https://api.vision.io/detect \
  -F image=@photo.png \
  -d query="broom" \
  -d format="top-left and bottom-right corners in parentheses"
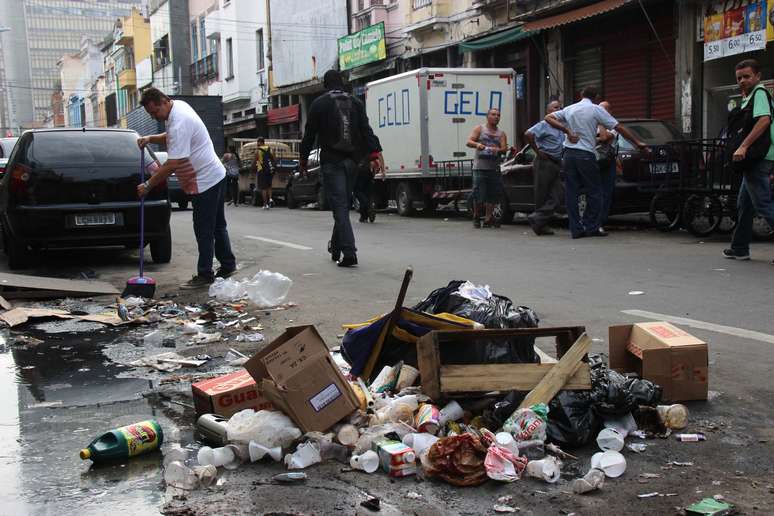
top-left (122, 147), bottom-right (157, 298)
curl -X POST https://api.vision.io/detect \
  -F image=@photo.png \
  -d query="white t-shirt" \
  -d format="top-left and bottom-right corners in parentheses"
top-left (166, 100), bottom-right (225, 194)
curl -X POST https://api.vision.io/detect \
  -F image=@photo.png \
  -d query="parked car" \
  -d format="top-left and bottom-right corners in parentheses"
top-left (285, 149), bottom-right (329, 210)
top-left (498, 118), bottom-right (683, 223)
top-left (152, 151), bottom-right (190, 210)
top-left (0, 137), bottom-right (19, 177)
top-left (0, 128), bottom-right (171, 269)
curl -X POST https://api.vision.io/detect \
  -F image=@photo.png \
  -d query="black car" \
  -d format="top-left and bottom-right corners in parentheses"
top-left (0, 128), bottom-right (172, 269)
top-left (285, 149), bottom-right (329, 210)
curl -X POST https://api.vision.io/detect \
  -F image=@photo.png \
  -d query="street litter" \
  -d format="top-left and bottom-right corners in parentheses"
top-left (493, 505), bottom-right (519, 513)
top-left (235, 332), bottom-right (264, 343)
top-left (208, 270), bottom-right (292, 308)
top-left (80, 420), bottom-right (163, 462)
top-left (130, 352), bottom-right (209, 371)
top-left (676, 433), bottom-right (706, 442)
top-left (572, 468), bottom-right (605, 494)
top-left (685, 497), bottom-right (735, 515)
top-left (628, 291), bottom-right (645, 296)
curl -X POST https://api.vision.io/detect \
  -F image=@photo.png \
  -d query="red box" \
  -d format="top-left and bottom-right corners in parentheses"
top-left (192, 369), bottom-right (272, 418)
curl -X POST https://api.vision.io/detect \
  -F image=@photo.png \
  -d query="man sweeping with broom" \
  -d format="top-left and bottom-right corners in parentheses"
top-left (136, 88), bottom-right (237, 290)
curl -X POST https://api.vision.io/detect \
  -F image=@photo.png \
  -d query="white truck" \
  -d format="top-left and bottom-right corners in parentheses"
top-left (366, 68), bottom-right (516, 216)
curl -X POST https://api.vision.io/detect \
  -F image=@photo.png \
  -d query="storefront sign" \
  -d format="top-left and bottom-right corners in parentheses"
top-left (338, 22), bottom-right (387, 71)
top-left (267, 104), bottom-right (300, 126)
top-left (703, 1), bottom-right (768, 61)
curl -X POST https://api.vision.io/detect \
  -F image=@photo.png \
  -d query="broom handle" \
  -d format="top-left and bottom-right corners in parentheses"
top-left (139, 148), bottom-right (145, 279)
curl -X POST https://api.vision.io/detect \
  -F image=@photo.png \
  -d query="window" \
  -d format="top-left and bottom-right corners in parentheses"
top-left (226, 38), bottom-right (234, 79)
top-left (191, 21), bottom-right (198, 61)
top-left (413, 0), bottom-right (431, 8)
top-left (245, 108), bottom-right (256, 116)
top-left (256, 29), bottom-right (264, 71)
top-left (200, 17), bottom-right (207, 56)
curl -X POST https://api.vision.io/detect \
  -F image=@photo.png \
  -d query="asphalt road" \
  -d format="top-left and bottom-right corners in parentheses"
top-left (2, 204), bottom-right (773, 514)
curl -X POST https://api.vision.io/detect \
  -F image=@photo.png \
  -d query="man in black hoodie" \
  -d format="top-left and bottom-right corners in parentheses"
top-left (300, 70), bottom-right (383, 267)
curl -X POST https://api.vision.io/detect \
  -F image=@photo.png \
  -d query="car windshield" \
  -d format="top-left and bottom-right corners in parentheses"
top-left (30, 132), bottom-right (141, 165)
top-left (617, 121), bottom-right (681, 151)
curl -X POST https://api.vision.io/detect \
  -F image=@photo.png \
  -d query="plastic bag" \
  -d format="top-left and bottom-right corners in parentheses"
top-left (546, 391), bottom-right (601, 449)
top-left (502, 403), bottom-right (548, 442)
top-left (226, 409), bottom-right (302, 448)
top-left (208, 271), bottom-right (292, 307)
top-left (424, 434), bottom-right (489, 487)
top-left (484, 445), bottom-right (528, 482)
top-left (589, 357), bottom-right (662, 417)
top-left (413, 280), bottom-right (540, 364)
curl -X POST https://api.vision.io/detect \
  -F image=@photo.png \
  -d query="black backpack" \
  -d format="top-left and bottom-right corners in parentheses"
top-left (725, 86), bottom-right (773, 172)
top-left (328, 90), bottom-right (357, 154)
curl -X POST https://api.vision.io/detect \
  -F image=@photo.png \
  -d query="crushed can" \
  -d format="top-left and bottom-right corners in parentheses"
top-left (196, 414), bottom-right (229, 446)
top-left (414, 403), bottom-right (440, 435)
top-left (372, 439), bottom-right (416, 478)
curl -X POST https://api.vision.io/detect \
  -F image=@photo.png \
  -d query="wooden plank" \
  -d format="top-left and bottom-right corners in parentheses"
top-left (519, 333), bottom-right (592, 409)
top-left (440, 363), bottom-right (590, 392)
top-left (0, 272), bottom-right (118, 297)
top-left (417, 331), bottom-right (442, 400)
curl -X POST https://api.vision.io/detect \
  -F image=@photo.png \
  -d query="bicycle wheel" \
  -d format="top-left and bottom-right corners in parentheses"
top-left (715, 194), bottom-right (737, 234)
top-left (682, 194), bottom-right (721, 237)
top-left (649, 192), bottom-right (682, 232)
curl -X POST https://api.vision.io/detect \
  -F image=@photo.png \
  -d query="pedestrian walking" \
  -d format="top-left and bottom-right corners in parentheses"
top-left (299, 69), bottom-right (383, 267)
top-left (466, 108), bottom-right (508, 228)
top-left (252, 137), bottom-right (276, 209)
top-left (524, 100), bottom-right (564, 235)
top-left (722, 59), bottom-right (774, 261)
top-left (353, 156), bottom-right (381, 223)
top-left (545, 87), bottom-right (648, 238)
top-left (596, 101), bottom-right (618, 229)
top-left (222, 146), bottom-right (241, 206)
top-left (137, 87), bottom-right (237, 288)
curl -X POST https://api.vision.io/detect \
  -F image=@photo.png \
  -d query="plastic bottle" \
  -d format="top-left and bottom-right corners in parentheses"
top-left (80, 420), bottom-right (163, 462)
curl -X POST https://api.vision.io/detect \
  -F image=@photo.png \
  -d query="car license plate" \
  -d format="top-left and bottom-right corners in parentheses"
top-left (74, 213), bottom-right (116, 226)
top-left (649, 162), bottom-right (679, 175)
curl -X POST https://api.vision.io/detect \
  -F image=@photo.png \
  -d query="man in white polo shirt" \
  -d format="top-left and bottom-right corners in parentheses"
top-left (136, 88), bottom-right (237, 289)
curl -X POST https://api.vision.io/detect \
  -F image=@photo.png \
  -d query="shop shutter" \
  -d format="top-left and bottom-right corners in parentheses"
top-left (649, 37), bottom-right (675, 122)
top-left (603, 42), bottom-right (648, 119)
top-left (573, 47), bottom-right (602, 100)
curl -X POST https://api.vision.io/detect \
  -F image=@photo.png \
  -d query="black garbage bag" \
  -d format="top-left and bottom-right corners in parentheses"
top-left (546, 391), bottom-right (602, 449)
top-left (589, 354), bottom-right (663, 417)
top-left (625, 377), bottom-right (663, 406)
top-left (413, 280), bottom-right (540, 364)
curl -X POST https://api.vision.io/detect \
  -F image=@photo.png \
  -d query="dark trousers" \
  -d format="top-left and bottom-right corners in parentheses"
top-left (191, 178), bottom-right (237, 277)
top-left (731, 159), bottom-right (774, 253)
top-left (598, 158), bottom-right (616, 226)
top-left (528, 154), bottom-right (563, 230)
top-left (563, 148), bottom-right (602, 237)
top-left (322, 159), bottom-right (357, 257)
top-left (226, 176), bottom-right (239, 203)
top-left (353, 170), bottom-right (373, 218)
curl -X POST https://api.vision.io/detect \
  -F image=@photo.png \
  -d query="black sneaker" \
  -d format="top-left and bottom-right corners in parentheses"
top-left (722, 248), bottom-right (750, 260)
top-left (181, 275), bottom-right (215, 290)
top-left (588, 229), bottom-right (608, 237)
top-left (328, 240), bottom-right (341, 262)
top-left (215, 267), bottom-right (237, 279)
top-left (359, 214), bottom-right (368, 223)
top-left (337, 255), bottom-right (358, 267)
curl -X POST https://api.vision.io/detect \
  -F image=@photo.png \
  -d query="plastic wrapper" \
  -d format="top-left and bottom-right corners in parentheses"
top-left (546, 391), bottom-right (602, 449)
top-left (412, 280), bottom-right (540, 364)
top-left (502, 403), bottom-right (548, 442)
top-left (226, 409), bottom-right (302, 449)
top-left (424, 433), bottom-right (489, 487)
top-left (208, 270), bottom-right (292, 307)
top-left (484, 445), bottom-right (528, 482)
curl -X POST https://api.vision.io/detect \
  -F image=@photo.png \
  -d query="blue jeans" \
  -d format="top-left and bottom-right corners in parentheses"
top-left (322, 159), bottom-right (357, 257)
top-left (563, 148), bottom-right (602, 237)
top-left (599, 158), bottom-right (616, 226)
top-left (191, 178), bottom-right (236, 277)
top-left (731, 159), bottom-right (774, 253)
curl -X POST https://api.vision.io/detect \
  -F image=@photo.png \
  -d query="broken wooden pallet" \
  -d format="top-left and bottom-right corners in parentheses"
top-left (416, 326), bottom-right (590, 401)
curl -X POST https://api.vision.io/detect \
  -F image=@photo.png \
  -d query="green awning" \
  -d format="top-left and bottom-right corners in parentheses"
top-left (459, 26), bottom-right (538, 53)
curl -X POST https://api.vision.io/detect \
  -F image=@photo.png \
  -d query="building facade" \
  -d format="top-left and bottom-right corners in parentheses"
top-left (149, 0), bottom-right (192, 95)
top-left (57, 37), bottom-right (103, 127)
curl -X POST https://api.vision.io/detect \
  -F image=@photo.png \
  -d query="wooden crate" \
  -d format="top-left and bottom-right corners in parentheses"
top-left (416, 326), bottom-right (591, 401)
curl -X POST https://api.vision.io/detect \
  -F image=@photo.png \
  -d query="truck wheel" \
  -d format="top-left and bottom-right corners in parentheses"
top-left (150, 226), bottom-right (172, 264)
top-left (396, 182), bottom-right (416, 217)
top-left (286, 188), bottom-right (297, 209)
top-left (317, 187), bottom-right (329, 211)
top-left (4, 226), bottom-right (29, 270)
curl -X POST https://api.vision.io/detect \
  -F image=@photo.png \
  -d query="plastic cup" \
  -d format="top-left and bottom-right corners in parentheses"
top-left (596, 428), bottom-right (625, 452)
top-left (163, 445), bottom-right (188, 467)
top-left (402, 433), bottom-right (438, 456)
top-left (249, 441), bottom-right (282, 462)
top-left (438, 400), bottom-right (464, 425)
top-left (598, 450), bottom-right (627, 478)
top-left (395, 365), bottom-right (419, 391)
top-left (212, 446), bottom-right (236, 468)
top-left (349, 450), bottom-right (379, 473)
top-left (525, 456), bottom-right (561, 483)
top-left (197, 446), bottom-right (215, 466)
top-left (590, 451), bottom-right (604, 470)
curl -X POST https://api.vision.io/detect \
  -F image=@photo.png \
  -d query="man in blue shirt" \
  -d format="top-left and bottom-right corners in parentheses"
top-left (546, 87), bottom-right (648, 238)
top-left (525, 100), bottom-right (564, 235)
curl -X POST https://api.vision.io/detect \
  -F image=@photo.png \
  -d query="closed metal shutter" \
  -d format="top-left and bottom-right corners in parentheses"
top-left (648, 37), bottom-right (675, 122)
top-left (604, 42), bottom-right (648, 119)
top-left (573, 47), bottom-right (602, 100)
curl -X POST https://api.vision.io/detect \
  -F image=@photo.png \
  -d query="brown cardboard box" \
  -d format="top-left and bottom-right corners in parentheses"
top-left (191, 369), bottom-right (273, 418)
top-left (244, 325), bottom-right (359, 433)
top-left (609, 322), bottom-right (708, 401)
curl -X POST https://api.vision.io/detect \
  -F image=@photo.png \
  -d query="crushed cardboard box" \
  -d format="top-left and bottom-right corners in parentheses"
top-left (609, 321), bottom-right (708, 401)
top-left (245, 325), bottom-right (359, 433)
top-left (192, 369), bottom-right (273, 418)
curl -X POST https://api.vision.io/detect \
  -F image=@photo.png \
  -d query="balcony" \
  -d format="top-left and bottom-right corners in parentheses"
top-left (118, 68), bottom-right (136, 89)
top-left (205, 9), bottom-right (221, 40)
top-left (191, 53), bottom-right (218, 85)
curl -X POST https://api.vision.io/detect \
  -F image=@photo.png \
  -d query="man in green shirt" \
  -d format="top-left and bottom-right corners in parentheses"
top-left (723, 59), bottom-right (774, 261)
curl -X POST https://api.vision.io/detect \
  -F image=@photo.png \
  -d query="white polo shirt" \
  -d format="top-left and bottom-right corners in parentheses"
top-left (552, 98), bottom-right (618, 154)
top-left (166, 100), bottom-right (225, 194)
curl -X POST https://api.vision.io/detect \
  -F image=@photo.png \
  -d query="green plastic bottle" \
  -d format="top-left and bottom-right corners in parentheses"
top-left (80, 420), bottom-right (164, 462)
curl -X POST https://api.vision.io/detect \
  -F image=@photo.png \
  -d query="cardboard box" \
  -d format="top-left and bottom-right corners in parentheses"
top-left (609, 322), bottom-right (708, 401)
top-left (192, 369), bottom-right (272, 418)
top-left (244, 325), bottom-right (359, 433)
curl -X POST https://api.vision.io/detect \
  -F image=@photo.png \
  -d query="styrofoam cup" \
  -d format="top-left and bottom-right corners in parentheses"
top-left (249, 441), bottom-right (282, 462)
top-left (596, 428), bottom-right (625, 452)
top-left (349, 450), bottom-right (379, 473)
top-left (598, 450), bottom-right (627, 478)
top-left (525, 456), bottom-right (561, 483)
top-left (439, 401), bottom-right (464, 425)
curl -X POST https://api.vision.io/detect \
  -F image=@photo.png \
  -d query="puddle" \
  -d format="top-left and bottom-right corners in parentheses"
top-left (0, 324), bottom-right (196, 514)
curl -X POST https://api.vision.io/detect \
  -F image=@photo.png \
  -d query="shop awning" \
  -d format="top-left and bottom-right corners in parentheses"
top-left (348, 58), bottom-right (396, 81)
top-left (523, 0), bottom-right (627, 32)
top-left (459, 26), bottom-right (537, 53)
